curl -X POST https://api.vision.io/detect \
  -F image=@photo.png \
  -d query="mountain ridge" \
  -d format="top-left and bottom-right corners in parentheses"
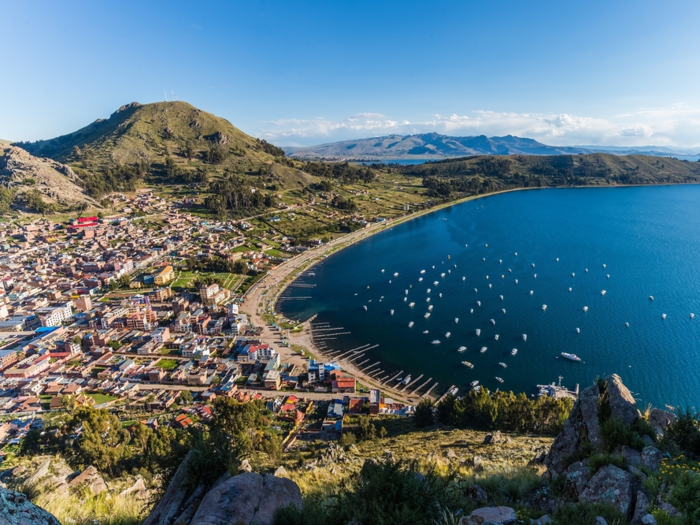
top-left (284, 132), bottom-right (700, 160)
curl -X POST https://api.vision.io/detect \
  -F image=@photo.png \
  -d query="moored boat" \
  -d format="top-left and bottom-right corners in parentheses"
top-left (462, 361), bottom-right (474, 368)
top-left (561, 352), bottom-right (582, 362)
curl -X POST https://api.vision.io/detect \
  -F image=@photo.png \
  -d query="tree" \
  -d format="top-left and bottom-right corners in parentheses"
top-left (68, 407), bottom-right (131, 476)
top-left (379, 426), bottom-right (388, 439)
top-left (414, 399), bottom-right (435, 428)
top-left (232, 260), bottom-right (248, 275)
top-left (179, 390), bottom-right (193, 404)
top-left (183, 140), bottom-right (194, 161)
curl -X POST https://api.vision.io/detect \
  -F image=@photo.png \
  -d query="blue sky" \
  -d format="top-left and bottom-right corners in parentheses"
top-left (2, 0), bottom-right (700, 147)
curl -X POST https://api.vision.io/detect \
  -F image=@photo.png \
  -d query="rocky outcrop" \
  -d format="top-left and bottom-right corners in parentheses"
top-left (189, 473), bottom-right (302, 525)
top-left (206, 131), bottom-right (230, 145)
top-left (579, 465), bottom-right (638, 517)
top-left (544, 374), bottom-right (642, 476)
top-left (648, 409), bottom-right (676, 437)
top-left (142, 452), bottom-right (199, 525)
top-left (460, 506), bottom-right (517, 525)
top-left (0, 486), bottom-right (60, 525)
top-left (0, 145), bottom-right (98, 209)
top-left (563, 461), bottom-right (591, 500)
top-left (632, 490), bottom-right (650, 524)
top-left (641, 446), bottom-right (662, 472)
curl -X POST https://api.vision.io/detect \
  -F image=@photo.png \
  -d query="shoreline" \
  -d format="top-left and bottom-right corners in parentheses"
top-left (248, 181), bottom-right (694, 403)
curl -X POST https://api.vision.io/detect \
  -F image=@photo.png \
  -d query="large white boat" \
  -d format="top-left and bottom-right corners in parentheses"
top-left (431, 340), bottom-right (441, 344)
top-left (462, 361), bottom-right (474, 368)
top-left (424, 312), bottom-right (431, 318)
top-left (408, 321), bottom-right (414, 328)
top-left (409, 302), bottom-right (415, 307)
top-left (445, 332), bottom-right (451, 338)
top-left (499, 362), bottom-right (507, 368)
top-left (561, 352), bottom-right (582, 362)
top-left (458, 346), bottom-right (467, 353)
top-left (495, 377), bottom-right (504, 383)
top-left (470, 380), bottom-right (480, 387)
top-left (522, 334), bottom-right (527, 341)
top-left (480, 346), bottom-right (488, 353)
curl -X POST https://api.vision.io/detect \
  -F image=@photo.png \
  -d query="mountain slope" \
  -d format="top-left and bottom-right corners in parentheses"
top-left (284, 133), bottom-right (700, 160)
top-left (15, 101), bottom-right (306, 196)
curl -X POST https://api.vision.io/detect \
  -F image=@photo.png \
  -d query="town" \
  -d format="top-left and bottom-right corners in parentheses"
top-left (0, 190), bottom-right (414, 455)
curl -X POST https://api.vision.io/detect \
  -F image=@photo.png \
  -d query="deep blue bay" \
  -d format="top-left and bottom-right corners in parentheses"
top-left (278, 185), bottom-right (700, 409)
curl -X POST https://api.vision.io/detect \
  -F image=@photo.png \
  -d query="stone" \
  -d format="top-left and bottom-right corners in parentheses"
top-left (648, 409), bottom-right (677, 437)
top-left (483, 431), bottom-right (503, 445)
top-left (620, 446), bottom-right (642, 466)
top-left (641, 514), bottom-right (657, 525)
top-left (604, 374), bottom-right (640, 425)
top-left (536, 516), bottom-right (553, 525)
top-left (641, 447), bottom-right (662, 472)
top-left (469, 456), bottom-right (484, 470)
top-left (632, 490), bottom-right (650, 525)
top-left (460, 506), bottom-right (517, 525)
top-left (579, 465), bottom-right (638, 518)
top-left (595, 517), bottom-right (608, 525)
top-left (563, 461), bottom-right (591, 500)
top-left (25, 459), bottom-right (52, 487)
top-left (444, 448), bottom-right (459, 460)
top-left (118, 477), bottom-right (148, 498)
top-left (67, 466), bottom-right (107, 494)
top-left (239, 459), bottom-right (253, 473)
top-left (464, 484), bottom-right (489, 503)
top-left (274, 466), bottom-right (288, 477)
top-left (659, 502), bottom-right (683, 519)
top-left (0, 486), bottom-right (61, 525)
top-left (190, 473), bottom-right (302, 525)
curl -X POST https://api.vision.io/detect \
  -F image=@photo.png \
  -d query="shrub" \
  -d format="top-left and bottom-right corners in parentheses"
top-left (414, 399), bottom-right (435, 428)
top-left (600, 417), bottom-right (645, 452)
top-left (588, 453), bottom-right (627, 475)
top-left (552, 502), bottom-right (625, 525)
top-left (668, 471), bottom-right (700, 524)
top-left (662, 409), bottom-right (700, 457)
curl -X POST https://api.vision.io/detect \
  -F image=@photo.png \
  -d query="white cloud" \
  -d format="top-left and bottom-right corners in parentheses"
top-left (257, 106), bottom-right (700, 149)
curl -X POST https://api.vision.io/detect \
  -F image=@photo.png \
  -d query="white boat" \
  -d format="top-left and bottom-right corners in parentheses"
top-left (426, 298), bottom-right (430, 302)
top-left (423, 330), bottom-right (429, 334)
top-left (445, 332), bottom-right (451, 338)
top-left (495, 377), bottom-right (504, 383)
top-left (601, 290), bottom-right (606, 296)
top-left (499, 362), bottom-right (507, 368)
top-left (568, 287), bottom-right (572, 292)
top-left (500, 295), bottom-right (504, 300)
top-left (532, 263), bottom-right (535, 268)
top-left (502, 309), bottom-right (506, 314)
top-left (448, 387), bottom-right (459, 396)
top-left (404, 297), bottom-right (407, 302)
top-left (420, 270), bottom-right (425, 274)
top-left (534, 274), bottom-right (537, 279)
top-left (691, 313), bottom-right (695, 319)
top-left (583, 306), bottom-right (589, 312)
top-left (625, 322), bottom-right (630, 327)
top-left (480, 346), bottom-right (488, 353)
top-left (405, 290), bottom-right (409, 295)
top-left (475, 329), bottom-right (481, 336)
top-left (409, 302), bottom-right (415, 307)
top-left (530, 290), bottom-right (534, 295)
top-left (649, 296), bottom-right (654, 301)
top-left (542, 305), bottom-right (547, 311)
top-left (515, 252), bottom-right (518, 256)
top-left (394, 272), bottom-right (399, 277)
top-left (381, 269), bottom-right (385, 273)
top-left (434, 281), bottom-right (439, 285)
top-left (494, 334), bottom-right (499, 341)
top-left (462, 361), bottom-right (474, 368)
top-left (486, 275), bottom-right (489, 280)
top-left (439, 293), bottom-right (443, 298)
top-left (603, 264), bottom-right (606, 268)
top-left (470, 309), bottom-right (474, 314)
top-left (662, 313), bottom-right (667, 319)
top-left (515, 279), bottom-right (518, 284)
top-left (607, 274), bottom-right (610, 279)
top-left (556, 258), bottom-right (559, 262)
top-left (402, 375), bottom-right (412, 384)
top-left (477, 301), bottom-right (481, 306)
top-left (428, 305), bottom-right (433, 311)
top-left (572, 273), bottom-right (575, 277)
top-left (508, 269), bottom-right (512, 273)
top-left (418, 277), bottom-right (423, 282)
top-left (431, 340), bottom-right (441, 345)
top-left (390, 309), bottom-right (394, 315)
top-left (483, 258), bottom-right (486, 261)
top-left (490, 319), bottom-right (496, 325)
top-left (363, 305), bottom-right (367, 311)
top-left (424, 312), bottom-right (431, 318)
top-left (455, 318), bottom-right (459, 323)
top-left (501, 275), bottom-right (505, 279)
top-left (561, 352), bottom-right (582, 362)
top-left (441, 273), bottom-right (445, 278)
top-left (499, 259), bottom-right (502, 264)
top-left (458, 346), bottom-right (467, 353)
top-left (462, 277), bottom-right (466, 281)
top-left (427, 288), bottom-right (431, 293)
top-left (408, 321), bottom-right (414, 328)
top-left (511, 348), bottom-right (518, 356)
top-left (522, 334), bottom-right (527, 341)
top-left (489, 284), bottom-right (492, 288)
top-left (474, 288), bottom-right (478, 293)
top-left (576, 327), bottom-right (580, 333)
top-left (470, 380), bottom-right (479, 387)
top-left (585, 268), bottom-right (588, 273)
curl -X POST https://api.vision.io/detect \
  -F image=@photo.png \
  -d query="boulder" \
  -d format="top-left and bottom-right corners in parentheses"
top-left (632, 490), bottom-right (650, 525)
top-left (464, 484), bottom-right (489, 503)
top-left (67, 466), bottom-right (107, 495)
top-left (444, 448), bottom-right (459, 460)
top-left (143, 452), bottom-right (198, 525)
top-left (0, 486), bottom-right (60, 525)
top-left (605, 374), bottom-right (640, 425)
top-left (641, 514), bottom-right (657, 525)
top-left (579, 465), bottom-right (638, 517)
top-left (658, 502), bottom-right (683, 519)
top-left (460, 506), bottom-right (517, 525)
top-left (118, 477), bottom-right (148, 498)
top-left (563, 461), bottom-right (591, 500)
top-left (648, 409), bottom-right (676, 437)
top-left (238, 459), bottom-right (253, 473)
top-left (190, 473), bottom-right (302, 525)
top-left (274, 466), bottom-right (288, 478)
top-left (641, 447), bottom-right (662, 472)
top-left (25, 459), bottom-right (52, 487)
top-left (469, 456), bottom-right (484, 470)
top-left (620, 446), bottom-right (642, 466)
top-left (595, 518), bottom-right (608, 525)
top-left (483, 431), bottom-right (503, 445)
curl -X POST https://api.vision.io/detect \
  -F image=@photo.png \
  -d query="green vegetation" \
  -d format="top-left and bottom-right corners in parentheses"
top-left (155, 359), bottom-right (179, 370)
top-left (85, 393), bottom-right (118, 405)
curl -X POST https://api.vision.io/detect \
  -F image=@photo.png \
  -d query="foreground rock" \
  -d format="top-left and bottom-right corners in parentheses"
top-left (460, 506), bottom-right (517, 525)
top-left (0, 486), bottom-right (60, 525)
top-left (190, 473), bottom-right (302, 525)
top-left (67, 465), bottom-right (108, 494)
top-left (579, 464), bottom-right (638, 517)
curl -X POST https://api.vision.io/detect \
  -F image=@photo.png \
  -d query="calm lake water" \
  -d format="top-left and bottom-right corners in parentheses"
top-left (278, 186), bottom-right (700, 409)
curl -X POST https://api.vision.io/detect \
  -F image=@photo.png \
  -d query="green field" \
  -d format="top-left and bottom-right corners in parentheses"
top-left (86, 393), bottom-right (118, 405)
top-left (155, 359), bottom-right (179, 370)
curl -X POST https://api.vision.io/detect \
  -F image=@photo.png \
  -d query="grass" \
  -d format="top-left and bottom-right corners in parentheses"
top-left (34, 488), bottom-right (147, 525)
top-left (155, 359), bottom-right (179, 370)
top-left (86, 393), bottom-right (119, 405)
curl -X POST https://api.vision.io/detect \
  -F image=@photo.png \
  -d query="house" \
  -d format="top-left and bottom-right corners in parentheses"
top-left (332, 376), bottom-right (356, 394)
top-left (264, 370), bottom-right (281, 390)
top-left (154, 265), bottom-right (174, 285)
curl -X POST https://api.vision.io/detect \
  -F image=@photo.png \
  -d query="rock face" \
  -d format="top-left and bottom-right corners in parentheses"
top-left (579, 465), bottom-right (638, 517)
top-left (544, 374), bottom-right (641, 475)
top-left (0, 486), bottom-right (60, 525)
top-left (641, 446), bottom-right (662, 472)
top-left (563, 461), bottom-right (591, 500)
top-left (460, 506), bottom-right (517, 525)
top-left (190, 473), bottom-right (302, 525)
top-left (67, 465), bottom-right (108, 494)
top-left (648, 409), bottom-right (676, 437)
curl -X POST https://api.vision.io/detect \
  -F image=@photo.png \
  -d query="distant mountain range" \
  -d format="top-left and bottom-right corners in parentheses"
top-left (283, 133), bottom-right (700, 161)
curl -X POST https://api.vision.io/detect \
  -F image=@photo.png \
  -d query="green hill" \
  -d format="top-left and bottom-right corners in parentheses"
top-left (399, 153), bottom-right (700, 195)
top-left (15, 101), bottom-right (311, 196)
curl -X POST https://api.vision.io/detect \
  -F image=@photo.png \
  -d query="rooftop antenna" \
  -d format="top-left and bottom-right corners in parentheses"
top-left (164, 90), bottom-right (168, 102)
top-left (171, 90), bottom-right (178, 101)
